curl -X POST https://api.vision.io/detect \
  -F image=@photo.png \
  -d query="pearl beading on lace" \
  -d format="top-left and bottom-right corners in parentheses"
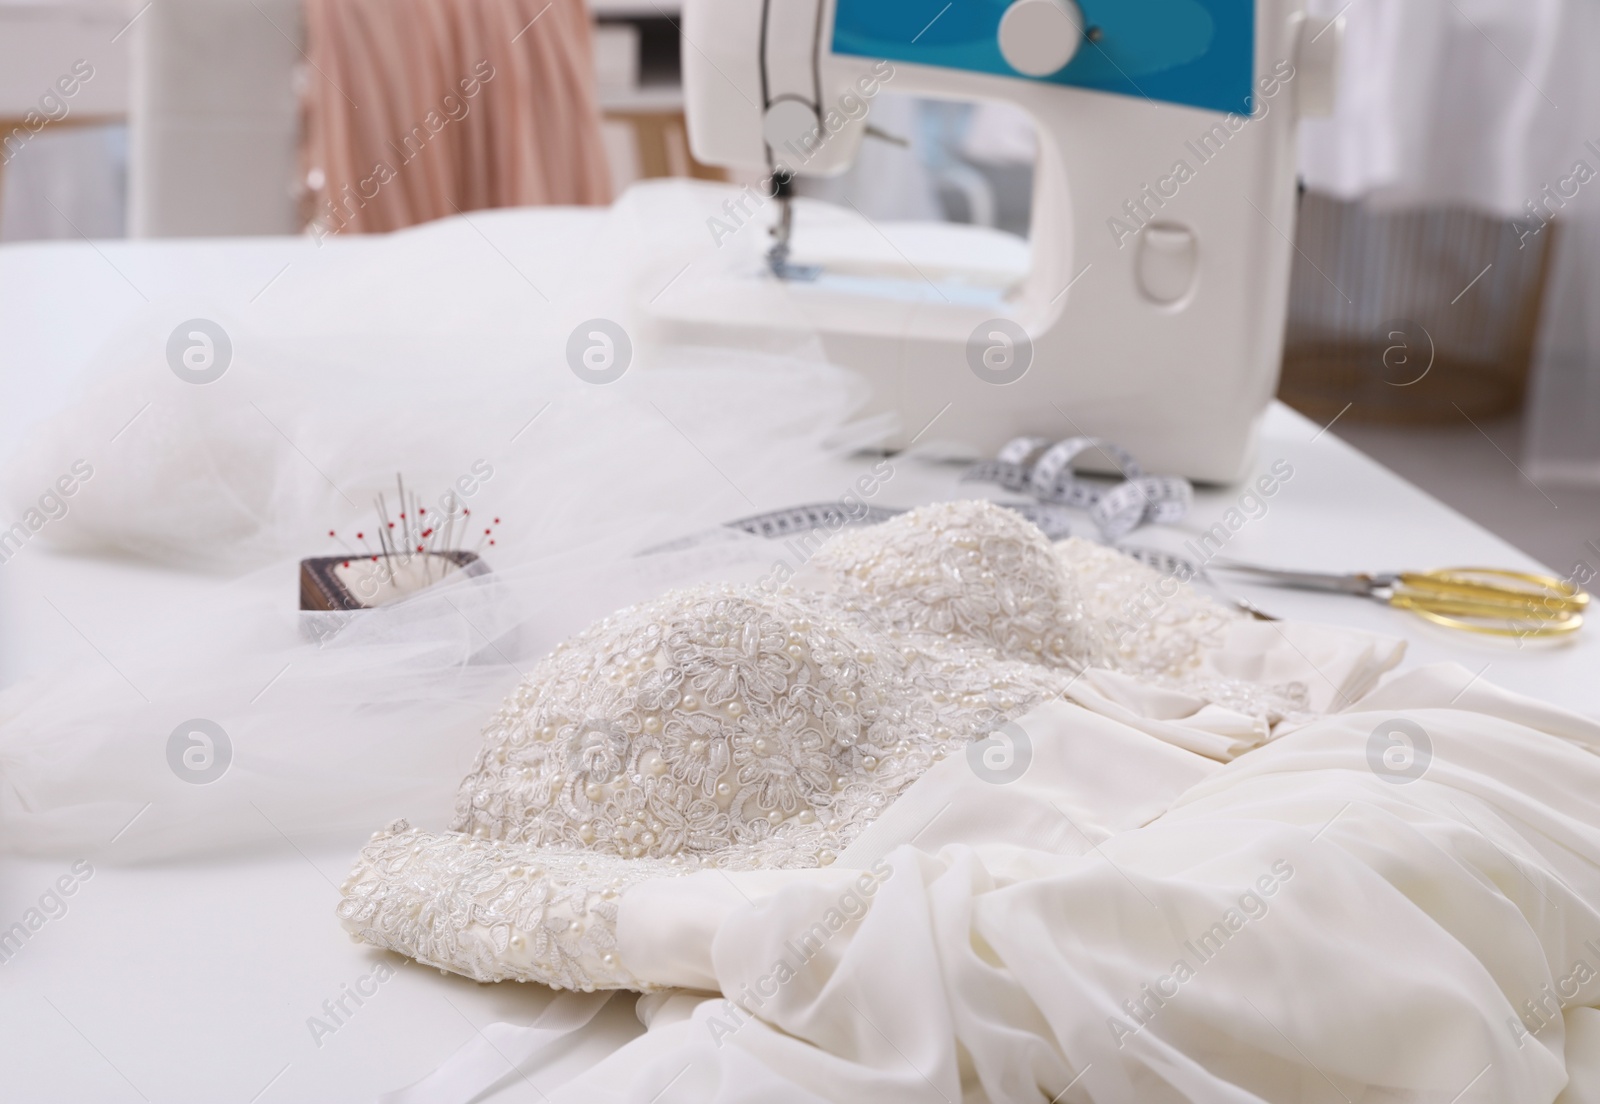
top-left (338, 820), bottom-right (669, 988)
top-left (340, 501), bottom-right (1310, 990)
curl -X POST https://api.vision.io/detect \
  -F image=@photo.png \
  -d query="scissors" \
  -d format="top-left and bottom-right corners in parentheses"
top-left (1210, 562), bottom-right (1588, 638)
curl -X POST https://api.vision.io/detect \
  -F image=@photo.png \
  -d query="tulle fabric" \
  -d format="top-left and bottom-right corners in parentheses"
top-left (0, 183), bottom-right (849, 574)
top-left (0, 539), bottom-right (780, 862)
top-left (0, 184), bottom-right (880, 862)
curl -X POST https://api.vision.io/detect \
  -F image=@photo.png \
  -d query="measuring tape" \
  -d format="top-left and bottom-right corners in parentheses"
top-left (640, 437), bottom-right (1188, 557)
top-left (726, 502), bottom-right (904, 538)
top-left (962, 435), bottom-right (1192, 541)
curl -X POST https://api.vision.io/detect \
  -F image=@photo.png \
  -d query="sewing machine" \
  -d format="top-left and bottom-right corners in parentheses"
top-left (671, 0), bottom-right (1341, 483)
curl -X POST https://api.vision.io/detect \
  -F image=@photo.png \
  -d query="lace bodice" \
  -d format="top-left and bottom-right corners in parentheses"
top-left (339, 501), bottom-right (1308, 991)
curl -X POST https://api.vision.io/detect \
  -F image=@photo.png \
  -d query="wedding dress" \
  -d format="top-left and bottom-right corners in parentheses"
top-left (337, 500), bottom-right (1373, 991)
top-left (328, 500), bottom-right (1600, 1104)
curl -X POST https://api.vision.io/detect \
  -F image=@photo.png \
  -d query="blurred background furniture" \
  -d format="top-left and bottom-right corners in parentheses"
top-left (129, 0), bottom-right (302, 236)
top-left (0, 0), bottom-right (130, 238)
top-left (1, 0), bottom-right (1596, 553)
top-left (591, 0), bottom-right (723, 187)
top-left (1277, 195), bottom-right (1558, 424)
top-left (0, 0), bottom-right (714, 242)
top-left (1290, 0), bottom-right (1600, 493)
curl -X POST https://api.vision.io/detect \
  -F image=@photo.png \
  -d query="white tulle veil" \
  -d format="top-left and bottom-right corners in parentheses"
top-left (0, 182), bottom-right (889, 861)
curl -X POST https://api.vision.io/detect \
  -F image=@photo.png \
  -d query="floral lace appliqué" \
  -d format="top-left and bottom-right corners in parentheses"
top-left (340, 500), bottom-right (1309, 989)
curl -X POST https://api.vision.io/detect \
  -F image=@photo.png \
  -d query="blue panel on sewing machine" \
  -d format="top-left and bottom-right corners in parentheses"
top-left (833, 0), bottom-right (1255, 115)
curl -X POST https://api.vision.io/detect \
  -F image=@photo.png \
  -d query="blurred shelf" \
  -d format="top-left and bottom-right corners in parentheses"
top-left (0, 0), bottom-right (130, 117)
top-left (598, 82), bottom-right (684, 114)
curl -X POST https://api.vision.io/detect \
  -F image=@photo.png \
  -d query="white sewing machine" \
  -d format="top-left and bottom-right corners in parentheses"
top-left (670, 0), bottom-right (1340, 483)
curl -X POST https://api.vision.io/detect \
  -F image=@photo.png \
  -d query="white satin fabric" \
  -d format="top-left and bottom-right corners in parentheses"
top-left (527, 663), bottom-right (1600, 1103)
top-left (1063, 618), bottom-right (1406, 762)
top-left (377, 990), bottom-right (613, 1104)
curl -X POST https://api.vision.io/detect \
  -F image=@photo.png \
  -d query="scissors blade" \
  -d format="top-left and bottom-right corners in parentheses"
top-left (1208, 561), bottom-right (1381, 597)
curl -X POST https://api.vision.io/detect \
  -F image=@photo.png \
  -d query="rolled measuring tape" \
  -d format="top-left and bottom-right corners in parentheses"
top-left (1089, 475), bottom-right (1192, 541)
top-left (961, 435), bottom-right (1055, 492)
top-left (1027, 437), bottom-right (1143, 505)
top-left (962, 435), bottom-right (1192, 541)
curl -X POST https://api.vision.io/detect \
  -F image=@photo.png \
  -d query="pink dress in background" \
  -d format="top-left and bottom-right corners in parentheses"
top-left (302, 0), bottom-right (612, 235)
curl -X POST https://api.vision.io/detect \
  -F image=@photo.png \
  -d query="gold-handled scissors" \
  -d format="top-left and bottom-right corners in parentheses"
top-left (1211, 563), bottom-right (1588, 638)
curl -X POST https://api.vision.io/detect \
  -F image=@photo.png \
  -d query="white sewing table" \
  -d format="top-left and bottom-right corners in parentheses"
top-left (1, 210), bottom-right (1595, 1103)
